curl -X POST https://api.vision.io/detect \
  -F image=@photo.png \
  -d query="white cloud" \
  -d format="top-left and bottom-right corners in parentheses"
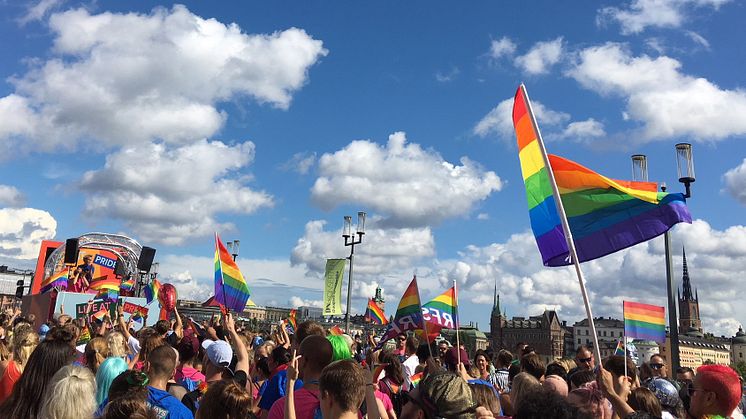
top-left (724, 158), bottom-right (746, 205)
top-left (686, 31), bottom-right (711, 49)
top-left (476, 213), bottom-right (489, 221)
top-left (560, 118), bottom-right (606, 139)
top-left (0, 185), bottom-right (25, 207)
top-left (444, 219), bottom-right (746, 337)
top-left (310, 132), bottom-right (503, 227)
top-left (514, 37), bottom-right (564, 75)
top-left (289, 296), bottom-right (324, 308)
top-left (79, 140), bottom-right (273, 245)
top-left (18, 0), bottom-right (62, 25)
top-left (489, 37), bottom-right (516, 60)
top-left (567, 42), bottom-right (746, 141)
top-left (435, 66), bottom-right (460, 82)
top-left (0, 208), bottom-right (57, 259)
top-left (281, 152), bottom-right (317, 175)
top-left (598, 0), bottom-right (730, 35)
top-left (0, 5), bottom-right (327, 152)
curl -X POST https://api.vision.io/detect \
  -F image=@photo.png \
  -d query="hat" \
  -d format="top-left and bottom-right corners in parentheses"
top-left (202, 339), bottom-right (233, 367)
top-left (443, 347), bottom-right (471, 369)
top-left (38, 324), bottom-right (50, 337)
top-left (416, 371), bottom-right (476, 419)
top-left (177, 335), bottom-right (199, 361)
top-left (543, 374), bottom-right (569, 397)
top-left (645, 377), bottom-right (683, 408)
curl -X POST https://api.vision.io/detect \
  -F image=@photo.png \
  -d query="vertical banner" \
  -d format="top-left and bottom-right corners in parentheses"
top-left (323, 258), bottom-right (346, 316)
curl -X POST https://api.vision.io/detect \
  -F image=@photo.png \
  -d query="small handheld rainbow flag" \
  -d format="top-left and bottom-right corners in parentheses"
top-left (288, 309), bottom-right (297, 332)
top-left (145, 279), bottom-right (161, 304)
top-left (95, 288), bottom-right (119, 303)
top-left (365, 299), bottom-right (388, 325)
top-left (89, 276), bottom-right (120, 292)
top-left (120, 276), bottom-right (135, 292)
top-left (214, 233), bottom-right (251, 312)
top-left (329, 325), bottom-right (344, 336)
top-left (410, 372), bottom-right (424, 388)
top-left (623, 301), bottom-right (665, 343)
top-left (614, 339), bottom-right (626, 356)
top-left (40, 269), bottom-right (69, 294)
top-left (77, 325), bottom-right (91, 344)
top-left (92, 306), bottom-right (109, 322)
top-left (422, 287), bottom-right (457, 329)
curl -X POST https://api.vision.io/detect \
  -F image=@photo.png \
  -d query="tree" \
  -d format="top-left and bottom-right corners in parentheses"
top-left (731, 361), bottom-right (746, 379)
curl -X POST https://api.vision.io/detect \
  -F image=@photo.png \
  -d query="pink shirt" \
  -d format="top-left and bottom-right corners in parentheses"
top-left (375, 390), bottom-right (394, 412)
top-left (268, 388), bottom-right (320, 419)
top-left (175, 365), bottom-right (205, 384)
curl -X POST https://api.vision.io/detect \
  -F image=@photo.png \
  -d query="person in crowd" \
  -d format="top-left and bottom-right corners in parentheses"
top-left (472, 349), bottom-right (494, 384)
top-left (569, 369), bottom-right (596, 390)
top-left (102, 371), bottom-right (155, 419)
top-left (688, 364), bottom-right (742, 419)
top-left (195, 379), bottom-right (251, 419)
top-left (493, 349), bottom-right (512, 393)
top-left (175, 334), bottom-right (205, 391)
top-left (399, 370), bottom-right (477, 419)
top-left (0, 337), bottom-right (75, 418)
top-left (258, 345), bottom-right (298, 415)
top-left (38, 364), bottom-right (97, 419)
top-left (508, 372), bottom-right (541, 415)
top-left (292, 321), bottom-right (326, 350)
top-left (319, 359), bottom-right (369, 419)
top-left (143, 344), bottom-right (193, 419)
top-left (0, 323), bottom-right (38, 401)
top-left (470, 382), bottom-right (501, 416)
top-left (71, 254), bottom-right (95, 291)
top-left (520, 352), bottom-right (545, 381)
top-left (543, 373), bottom-right (569, 397)
top-left (268, 335), bottom-right (333, 419)
top-left (676, 366), bottom-right (695, 382)
top-left (627, 387), bottom-right (663, 418)
top-left (569, 346), bottom-right (595, 377)
top-left (84, 336), bottom-right (110, 374)
top-left (594, 355), bottom-right (638, 419)
top-left (96, 356), bottom-right (129, 406)
top-left (514, 387), bottom-right (591, 419)
top-left (645, 376), bottom-right (686, 418)
top-left (649, 354), bottom-right (668, 379)
top-left (106, 331), bottom-right (129, 360)
top-left (135, 333), bottom-right (166, 370)
top-left (442, 346), bottom-right (470, 373)
top-left (401, 336), bottom-right (419, 388)
top-left (328, 335), bottom-right (352, 362)
top-left (436, 340), bottom-right (449, 363)
top-left (393, 334), bottom-right (407, 360)
top-left (377, 349), bottom-right (407, 415)
top-left (569, 378), bottom-right (614, 419)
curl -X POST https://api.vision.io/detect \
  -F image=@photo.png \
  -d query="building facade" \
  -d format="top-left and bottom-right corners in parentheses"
top-left (572, 317), bottom-right (625, 349)
top-left (731, 327), bottom-right (746, 365)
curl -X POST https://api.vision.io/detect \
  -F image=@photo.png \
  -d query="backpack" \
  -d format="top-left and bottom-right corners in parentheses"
top-left (380, 378), bottom-right (407, 417)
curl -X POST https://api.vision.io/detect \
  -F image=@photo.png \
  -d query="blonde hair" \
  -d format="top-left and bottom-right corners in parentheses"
top-left (11, 325), bottom-right (38, 372)
top-left (85, 337), bottom-right (110, 373)
top-left (510, 372), bottom-right (541, 411)
top-left (39, 365), bottom-right (97, 419)
top-left (554, 357), bottom-right (577, 372)
top-left (106, 331), bottom-right (128, 358)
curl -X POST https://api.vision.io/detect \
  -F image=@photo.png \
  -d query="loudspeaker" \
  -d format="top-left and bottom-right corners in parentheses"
top-left (63, 238), bottom-right (79, 265)
top-left (137, 247), bottom-right (156, 272)
top-left (114, 259), bottom-right (126, 278)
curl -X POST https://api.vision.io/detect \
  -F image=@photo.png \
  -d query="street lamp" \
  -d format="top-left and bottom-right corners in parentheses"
top-left (630, 144), bottom-right (695, 375)
top-left (150, 262), bottom-right (159, 281)
top-left (342, 211), bottom-right (366, 334)
top-left (227, 240), bottom-right (240, 261)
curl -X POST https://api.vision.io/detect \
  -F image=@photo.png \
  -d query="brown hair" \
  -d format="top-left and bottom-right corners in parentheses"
top-left (628, 387), bottom-right (662, 417)
top-left (470, 383), bottom-right (501, 415)
top-left (320, 359), bottom-right (366, 413)
top-left (520, 353), bottom-right (546, 380)
top-left (195, 380), bottom-right (251, 419)
top-left (102, 387), bottom-right (156, 419)
top-left (300, 335), bottom-right (333, 374)
top-left (146, 345), bottom-right (176, 380)
top-left (138, 334), bottom-right (165, 364)
top-left (295, 320), bottom-right (326, 346)
top-left (510, 372), bottom-right (542, 411)
top-left (85, 337), bottom-right (110, 373)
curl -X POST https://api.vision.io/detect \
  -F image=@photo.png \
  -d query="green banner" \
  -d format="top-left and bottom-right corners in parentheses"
top-left (323, 258), bottom-right (346, 316)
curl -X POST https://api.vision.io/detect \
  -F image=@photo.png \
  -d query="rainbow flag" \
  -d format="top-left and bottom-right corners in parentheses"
top-left (288, 309), bottom-right (297, 332)
top-left (92, 306), bottom-right (109, 322)
top-left (330, 324), bottom-right (344, 336)
top-left (89, 276), bottom-right (120, 292)
top-left (77, 325), bottom-right (91, 344)
top-left (95, 288), bottom-right (119, 303)
top-left (120, 276), bottom-right (135, 292)
top-left (614, 339), bottom-right (626, 356)
top-left (131, 311), bottom-right (144, 322)
top-left (623, 301), bottom-right (666, 343)
top-left (365, 299), bottom-right (388, 325)
top-left (40, 269), bottom-right (69, 293)
top-left (379, 277), bottom-right (423, 343)
top-left (214, 233), bottom-right (251, 312)
top-left (512, 85), bottom-right (692, 267)
top-left (410, 372), bottom-right (424, 388)
top-left (145, 279), bottom-right (161, 304)
top-left (422, 287), bottom-right (457, 329)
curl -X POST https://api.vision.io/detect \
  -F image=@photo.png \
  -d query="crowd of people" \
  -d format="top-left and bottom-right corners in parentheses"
top-left (0, 304), bottom-right (742, 419)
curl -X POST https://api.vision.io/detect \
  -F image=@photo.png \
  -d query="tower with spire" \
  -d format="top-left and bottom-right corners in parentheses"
top-left (490, 282), bottom-right (506, 350)
top-left (678, 247), bottom-right (703, 336)
top-left (373, 285), bottom-right (385, 313)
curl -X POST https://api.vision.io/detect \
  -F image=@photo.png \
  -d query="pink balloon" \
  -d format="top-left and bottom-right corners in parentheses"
top-left (159, 283), bottom-right (177, 312)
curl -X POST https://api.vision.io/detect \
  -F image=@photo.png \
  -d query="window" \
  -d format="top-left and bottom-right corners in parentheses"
top-left (578, 338), bottom-right (582, 344)
top-left (603, 331), bottom-right (607, 337)
top-left (586, 339), bottom-right (590, 344)
top-left (611, 331), bottom-right (614, 337)
top-left (585, 330), bottom-right (589, 336)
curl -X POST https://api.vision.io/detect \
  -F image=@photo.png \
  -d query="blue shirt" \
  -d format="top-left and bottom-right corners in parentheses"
top-left (258, 370), bottom-right (303, 410)
top-left (147, 386), bottom-right (193, 419)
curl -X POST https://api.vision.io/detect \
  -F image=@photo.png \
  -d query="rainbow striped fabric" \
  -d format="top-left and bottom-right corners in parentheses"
top-left (92, 307), bottom-right (109, 322)
top-left (40, 269), bottom-right (69, 293)
top-left (379, 277), bottom-right (423, 343)
top-left (410, 372), bottom-right (424, 388)
top-left (329, 324), bottom-right (344, 336)
top-left (95, 288), bottom-right (119, 303)
top-left (288, 309), bottom-right (297, 332)
top-left (614, 339), bottom-right (626, 356)
top-left (214, 233), bottom-right (251, 312)
top-left (422, 287), bottom-right (457, 329)
top-left (145, 279), bottom-right (161, 304)
top-left (77, 325), bottom-right (91, 344)
top-left (120, 276), bottom-right (135, 292)
top-left (513, 85), bottom-right (692, 267)
top-left (624, 301), bottom-right (666, 343)
top-left (365, 299), bottom-right (388, 325)
top-left (89, 275), bottom-right (120, 292)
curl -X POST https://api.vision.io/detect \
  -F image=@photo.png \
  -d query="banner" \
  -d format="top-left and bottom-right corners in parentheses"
top-left (122, 301), bottom-right (149, 317)
top-left (75, 300), bottom-right (117, 323)
top-left (323, 258), bottom-right (346, 316)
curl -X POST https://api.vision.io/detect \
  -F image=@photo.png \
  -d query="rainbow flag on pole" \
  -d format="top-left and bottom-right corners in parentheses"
top-left (379, 277), bottom-right (424, 343)
top-left (40, 269), bottom-right (69, 293)
top-left (365, 299), bottom-right (388, 325)
top-left (614, 339), bottom-right (626, 356)
top-left (120, 276), bottom-right (135, 293)
top-left (145, 279), bottom-right (161, 304)
top-left (95, 288), bottom-right (119, 303)
top-left (512, 85), bottom-right (691, 267)
top-left (422, 287), bottom-right (457, 329)
top-left (623, 301), bottom-right (666, 343)
top-left (214, 233), bottom-right (251, 312)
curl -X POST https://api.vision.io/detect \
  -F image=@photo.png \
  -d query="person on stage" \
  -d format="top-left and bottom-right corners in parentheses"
top-left (70, 254), bottom-right (95, 292)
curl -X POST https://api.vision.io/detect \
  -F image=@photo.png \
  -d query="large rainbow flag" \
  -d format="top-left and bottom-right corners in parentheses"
top-left (624, 301), bottom-right (666, 343)
top-left (422, 287), bottom-right (457, 329)
top-left (145, 278), bottom-right (161, 304)
top-left (365, 299), bottom-right (388, 325)
top-left (379, 277), bottom-right (423, 343)
top-left (40, 269), bottom-right (69, 294)
top-left (214, 233), bottom-right (251, 312)
top-left (513, 85), bottom-right (692, 267)
top-left (89, 276), bottom-right (119, 292)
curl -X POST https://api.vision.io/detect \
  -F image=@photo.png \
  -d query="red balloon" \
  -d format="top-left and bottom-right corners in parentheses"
top-left (159, 283), bottom-right (177, 312)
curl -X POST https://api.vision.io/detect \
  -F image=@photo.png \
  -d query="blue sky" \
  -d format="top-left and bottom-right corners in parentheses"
top-left (1, 0), bottom-right (745, 336)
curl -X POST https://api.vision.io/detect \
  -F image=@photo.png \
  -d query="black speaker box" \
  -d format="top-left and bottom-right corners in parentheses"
top-left (63, 238), bottom-right (79, 265)
top-left (137, 247), bottom-right (156, 272)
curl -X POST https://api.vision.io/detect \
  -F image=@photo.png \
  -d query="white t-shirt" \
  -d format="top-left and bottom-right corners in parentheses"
top-left (402, 354), bottom-right (420, 389)
top-left (128, 335), bottom-right (141, 355)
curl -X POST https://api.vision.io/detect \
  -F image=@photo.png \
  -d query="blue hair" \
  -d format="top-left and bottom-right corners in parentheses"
top-left (95, 356), bottom-right (129, 405)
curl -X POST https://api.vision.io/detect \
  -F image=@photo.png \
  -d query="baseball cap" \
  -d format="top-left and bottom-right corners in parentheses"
top-left (202, 339), bottom-right (233, 367)
top-left (38, 324), bottom-right (50, 340)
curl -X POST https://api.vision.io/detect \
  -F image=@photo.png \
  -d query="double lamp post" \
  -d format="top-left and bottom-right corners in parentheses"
top-left (342, 212), bottom-right (366, 334)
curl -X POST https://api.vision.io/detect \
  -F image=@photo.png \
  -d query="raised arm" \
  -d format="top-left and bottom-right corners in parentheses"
top-left (173, 307), bottom-right (183, 339)
top-left (224, 312), bottom-right (249, 374)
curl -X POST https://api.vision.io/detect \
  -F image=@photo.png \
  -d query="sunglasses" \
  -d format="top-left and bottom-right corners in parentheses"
top-left (650, 363), bottom-right (665, 369)
top-left (577, 357), bottom-right (592, 363)
top-left (397, 337), bottom-right (407, 341)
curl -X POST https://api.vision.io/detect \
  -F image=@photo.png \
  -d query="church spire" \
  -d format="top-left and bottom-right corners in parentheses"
top-left (681, 246), bottom-right (694, 300)
top-left (492, 282), bottom-right (501, 317)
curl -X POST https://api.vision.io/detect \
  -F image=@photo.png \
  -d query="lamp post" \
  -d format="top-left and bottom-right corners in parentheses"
top-left (342, 212), bottom-right (366, 334)
top-left (630, 144), bottom-right (695, 375)
top-left (227, 240), bottom-right (240, 261)
top-left (150, 262), bottom-right (159, 282)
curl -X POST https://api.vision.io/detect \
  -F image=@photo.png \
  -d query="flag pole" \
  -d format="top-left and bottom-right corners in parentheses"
top-left (420, 294), bottom-right (436, 362)
top-left (454, 279), bottom-right (461, 366)
top-left (520, 84), bottom-right (603, 367)
top-left (623, 301), bottom-right (628, 379)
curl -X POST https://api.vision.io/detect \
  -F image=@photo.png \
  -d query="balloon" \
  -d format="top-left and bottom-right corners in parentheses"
top-left (159, 283), bottom-right (177, 312)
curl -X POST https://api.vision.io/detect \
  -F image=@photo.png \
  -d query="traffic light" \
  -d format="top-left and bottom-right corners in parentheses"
top-left (15, 280), bottom-right (24, 299)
